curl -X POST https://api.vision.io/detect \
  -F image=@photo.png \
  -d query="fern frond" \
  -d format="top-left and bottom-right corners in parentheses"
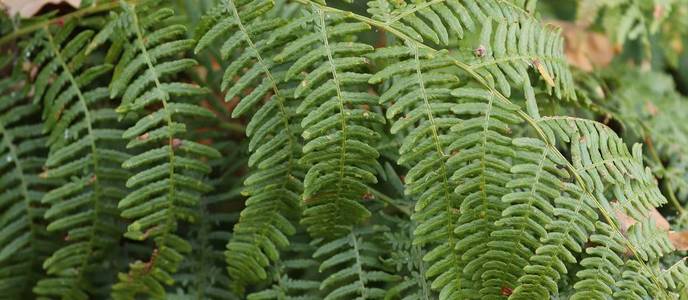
top-left (447, 86), bottom-right (521, 298)
top-left (658, 258), bottom-right (688, 293)
top-left (28, 22), bottom-right (129, 300)
top-left (509, 181), bottom-right (597, 299)
top-left (626, 219), bottom-right (674, 262)
top-left (0, 74), bottom-right (57, 299)
top-left (1, 1), bottom-right (687, 298)
top-left (368, 44), bottom-right (463, 299)
top-left (366, 0), bottom-right (528, 46)
top-left (383, 218), bottom-right (434, 300)
top-left (475, 136), bottom-right (568, 298)
top-left (570, 219), bottom-right (676, 299)
top-left (194, 0), bottom-right (306, 288)
top-left (538, 117), bottom-right (667, 220)
top-left (314, 227), bottom-right (398, 300)
top-left (511, 116), bottom-right (668, 299)
top-left (570, 217), bottom-right (679, 299)
top-left (283, 9), bottom-right (385, 238)
top-left (108, 3), bottom-right (220, 299)
top-left (595, 68), bottom-right (688, 217)
top-left (173, 137), bottom-right (245, 300)
top-left (174, 201), bottom-right (239, 300)
top-left (466, 16), bottom-right (576, 110)
top-left (588, 219), bottom-right (686, 299)
top-left (570, 221), bottom-right (625, 300)
top-left (247, 241), bottom-right (321, 300)
top-left (367, 0), bottom-right (576, 107)
top-left (613, 258), bottom-right (688, 300)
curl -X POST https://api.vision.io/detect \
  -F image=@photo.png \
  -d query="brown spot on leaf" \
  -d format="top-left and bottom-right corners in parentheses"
top-left (137, 132), bottom-right (149, 141)
top-left (362, 192), bottom-right (375, 201)
top-left (474, 45), bottom-right (486, 58)
top-left (654, 4), bottom-right (665, 19)
top-left (172, 138), bottom-right (182, 149)
top-left (645, 100), bottom-right (659, 117)
top-left (500, 286), bottom-right (513, 297)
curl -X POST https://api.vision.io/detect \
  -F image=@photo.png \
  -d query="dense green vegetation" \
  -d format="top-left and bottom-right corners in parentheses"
top-left (1, 0), bottom-right (688, 299)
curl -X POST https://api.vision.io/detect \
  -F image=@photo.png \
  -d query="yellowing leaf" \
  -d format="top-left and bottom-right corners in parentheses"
top-left (533, 59), bottom-right (555, 87)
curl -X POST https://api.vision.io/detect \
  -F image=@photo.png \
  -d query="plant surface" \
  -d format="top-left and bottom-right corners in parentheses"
top-left (1, 0), bottom-right (688, 299)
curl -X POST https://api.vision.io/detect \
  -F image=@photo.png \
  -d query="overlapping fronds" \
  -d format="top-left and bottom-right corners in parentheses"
top-left (383, 218), bottom-right (434, 300)
top-left (475, 136), bottom-right (568, 298)
top-left (569, 218), bottom-right (679, 299)
top-left (172, 138), bottom-right (245, 300)
top-left (366, 0), bottom-right (528, 46)
top-left (107, 3), bottom-right (220, 299)
top-left (368, 44), bottom-right (463, 298)
top-left (447, 86), bottom-right (522, 298)
top-left (466, 16), bottom-right (576, 110)
top-left (614, 258), bottom-right (688, 299)
top-left (538, 117), bottom-right (667, 219)
top-left (627, 219), bottom-right (674, 261)
top-left (370, 39), bottom-right (526, 298)
top-left (194, 0), bottom-right (306, 288)
top-left (0, 72), bottom-right (57, 299)
top-left (27, 21), bottom-right (129, 300)
top-left (314, 227), bottom-right (398, 300)
top-left (173, 197), bottom-right (240, 300)
top-left (595, 68), bottom-right (688, 214)
top-left (0, 0), bottom-right (687, 298)
top-left (658, 258), bottom-right (688, 293)
top-left (367, 0), bottom-right (576, 107)
top-left (511, 116), bottom-right (667, 299)
top-left (247, 241), bottom-right (321, 300)
top-left (285, 10), bottom-right (385, 238)
top-left (509, 181), bottom-right (597, 299)
top-left (570, 221), bottom-right (626, 300)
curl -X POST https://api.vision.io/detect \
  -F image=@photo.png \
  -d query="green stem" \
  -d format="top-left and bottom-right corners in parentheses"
top-left (0, 0), bottom-right (142, 46)
top-left (367, 186), bottom-right (411, 217)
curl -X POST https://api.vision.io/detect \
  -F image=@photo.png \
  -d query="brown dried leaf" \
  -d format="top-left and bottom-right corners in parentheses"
top-left (669, 231), bottom-right (688, 251)
top-left (0, 0), bottom-right (80, 17)
top-left (614, 206), bottom-right (671, 232)
top-left (614, 205), bottom-right (688, 250)
top-left (549, 21), bottom-right (615, 72)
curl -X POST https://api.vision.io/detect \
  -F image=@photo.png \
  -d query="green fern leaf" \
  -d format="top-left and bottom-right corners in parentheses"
top-left (369, 44), bottom-right (463, 299)
top-left (28, 22), bottom-right (129, 300)
top-left (171, 132), bottom-right (245, 300)
top-left (247, 240), bottom-right (321, 300)
top-left (194, 0), bottom-right (307, 289)
top-left (314, 227), bottom-right (399, 300)
top-left (448, 86), bottom-right (521, 298)
top-left (286, 9), bottom-right (386, 238)
top-left (382, 217), bottom-right (434, 300)
top-left (511, 117), bottom-right (668, 299)
top-left (474, 136), bottom-right (568, 298)
top-left (570, 221), bottom-right (625, 300)
top-left (368, 0), bottom-right (576, 110)
top-left (0, 73), bottom-right (58, 299)
top-left (107, 3), bottom-right (220, 299)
